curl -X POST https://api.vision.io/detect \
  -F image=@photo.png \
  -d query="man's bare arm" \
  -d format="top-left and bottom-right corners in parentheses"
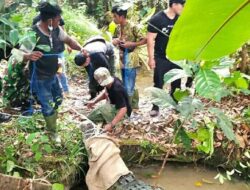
top-left (147, 32), bottom-right (157, 69)
top-left (64, 36), bottom-right (82, 51)
top-left (87, 90), bottom-right (107, 109)
top-left (111, 107), bottom-right (127, 126)
top-left (23, 51), bottom-right (43, 62)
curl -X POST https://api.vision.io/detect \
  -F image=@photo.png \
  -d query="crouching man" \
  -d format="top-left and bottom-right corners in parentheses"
top-left (87, 67), bottom-right (131, 132)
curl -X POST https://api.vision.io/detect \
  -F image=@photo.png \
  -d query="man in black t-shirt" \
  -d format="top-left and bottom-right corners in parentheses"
top-left (21, 2), bottom-right (83, 143)
top-left (87, 67), bottom-right (131, 133)
top-left (147, 0), bottom-right (192, 117)
top-left (33, 14), bottom-right (71, 95)
top-left (74, 36), bottom-right (115, 100)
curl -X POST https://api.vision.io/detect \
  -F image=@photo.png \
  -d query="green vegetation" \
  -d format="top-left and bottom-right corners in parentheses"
top-left (0, 0), bottom-right (249, 187)
top-left (0, 113), bottom-right (87, 183)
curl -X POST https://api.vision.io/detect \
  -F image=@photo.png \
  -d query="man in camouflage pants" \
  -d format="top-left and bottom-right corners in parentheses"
top-left (0, 77), bottom-right (11, 123)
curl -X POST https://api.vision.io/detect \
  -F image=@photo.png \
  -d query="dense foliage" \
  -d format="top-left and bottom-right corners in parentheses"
top-left (0, 0), bottom-right (249, 186)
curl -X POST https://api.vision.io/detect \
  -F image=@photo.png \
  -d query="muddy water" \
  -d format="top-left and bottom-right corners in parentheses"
top-left (132, 164), bottom-right (249, 190)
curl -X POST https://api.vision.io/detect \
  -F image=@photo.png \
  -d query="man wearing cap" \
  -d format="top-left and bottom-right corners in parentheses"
top-left (74, 36), bottom-right (115, 100)
top-left (147, 0), bottom-right (192, 117)
top-left (22, 2), bottom-right (83, 143)
top-left (86, 67), bottom-right (132, 132)
top-left (112, 5), bottom-right (147, 110)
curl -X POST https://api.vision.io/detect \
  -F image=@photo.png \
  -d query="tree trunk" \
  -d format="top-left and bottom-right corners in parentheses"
top-left (239, 44), bottom-right (250, 74)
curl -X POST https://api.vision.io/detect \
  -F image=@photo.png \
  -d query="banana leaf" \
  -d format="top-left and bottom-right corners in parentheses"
top-left (167, 0), bottom-right (250, 61)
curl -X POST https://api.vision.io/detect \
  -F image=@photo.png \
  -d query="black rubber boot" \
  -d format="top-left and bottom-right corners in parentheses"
top-left (150, 104), bottom-right (159, 117)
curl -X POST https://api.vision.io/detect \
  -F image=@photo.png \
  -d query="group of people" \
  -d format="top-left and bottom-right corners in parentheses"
top-left (0, 0), bottom-right (188, 143)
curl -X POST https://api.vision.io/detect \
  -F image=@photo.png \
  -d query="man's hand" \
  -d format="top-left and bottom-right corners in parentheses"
top-left (81, 49), bottom-right (88, 55)
top-left (120, 41), bottom-right (135, 49)
top-left (67, 46), bottom-right (72, 54)
top-left (148, 57), bottom-right (156, 69)
top-left (24, 51), bottom-right (43, 61)
top-left (112, 38), bottom-right (120, 46)
top-left (104, 123), bottom-right (113, 133)
top-left (86, 100), bottom-right (96, 109)
top-left (84, 57), bottom-right (91, 67)
top-left (57, 66), bottom-right (63, 76)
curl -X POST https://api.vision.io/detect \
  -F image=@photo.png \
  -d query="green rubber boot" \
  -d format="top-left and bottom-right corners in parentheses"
top-left (44, 112), bottom-right (61, 144)
top-left (131, 89), bottom-right (139, 110)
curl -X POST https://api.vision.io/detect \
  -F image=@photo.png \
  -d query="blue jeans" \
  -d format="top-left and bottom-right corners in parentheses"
top-left (57, 53), bottom-right (69, 93)
top-left (121, 68), bottom-right (137, 96)
top-left (57, 73), bottom-right (69, 92)
top-left (35, 76), bottom-right (63, 116)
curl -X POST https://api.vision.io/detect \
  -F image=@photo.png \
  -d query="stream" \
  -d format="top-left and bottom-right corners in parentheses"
top-left (132, 163), bottom-right (249, 190)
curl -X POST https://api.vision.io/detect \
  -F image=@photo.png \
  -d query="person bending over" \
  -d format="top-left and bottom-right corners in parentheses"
top-left (74, 36), bottom-right (115, 99)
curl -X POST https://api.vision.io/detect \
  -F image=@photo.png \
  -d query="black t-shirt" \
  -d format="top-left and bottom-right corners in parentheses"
top-left (90, 52), bottom-right (109, 70)
top-left (32, 25), bottom-right (64, 79)
top-left (107, 78), bottom-right (132, 117)
top-left (147, 11), bottom-right (178, 58)
top-left (32, 14), bottom-right (65, 26)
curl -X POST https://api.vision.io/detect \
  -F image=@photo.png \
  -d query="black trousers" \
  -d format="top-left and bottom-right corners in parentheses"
top-left (152, 57), bottom-right (193, 111)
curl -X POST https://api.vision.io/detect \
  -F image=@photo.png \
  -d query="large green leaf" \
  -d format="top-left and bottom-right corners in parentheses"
top-left (164, 69), bottom-right (190, 84)
top-left (6, 160), bottom-right (15, 173)
top-left (145, 87), bottom-right (177, 108)
top-left (177, 97), bottom-right (203, 118)
top-left (195, 69), bottom-right (222, 99)
top-left (9, 29), bottom-right (19, 46)
top-left (209, 108), bottom-right (237, 142)
top-left (52, 183), bottom-right (64, 190)
top-left (19, 31), bottom-right (37, 51)
top-left (167, 0), bottom-right (250, 61)
top-left (0, 17), bottom-right (15, 29)
top-left (224, 71), bottom-right (249, 89)
top-left (173, 89), bottom-right (189, 102)
top-left (176, 127), bottom-right (192, 150)
top-left (36, 45), bottom-right (51, 52)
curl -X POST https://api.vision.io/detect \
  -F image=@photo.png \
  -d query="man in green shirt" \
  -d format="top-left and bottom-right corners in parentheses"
top-left (112, 5), bottom-right (147, 110)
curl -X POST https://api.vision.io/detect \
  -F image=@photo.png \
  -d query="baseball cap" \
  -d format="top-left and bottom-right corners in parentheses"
top-left (74, 53), bottom-right (87, 66)
top-left (94, 67), bottom-right (114, 87)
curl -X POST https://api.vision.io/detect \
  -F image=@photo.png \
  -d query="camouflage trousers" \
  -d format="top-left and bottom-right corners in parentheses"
top-left (87, 103), bottom-right (125, 126)
top-left (2, 61), bottom-right (30, 109)
top-left (0, 78), bottom-right (2, 93)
